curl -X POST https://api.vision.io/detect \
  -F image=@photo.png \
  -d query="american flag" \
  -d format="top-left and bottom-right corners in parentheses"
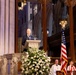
top-left (60, 29), bottom-right (68, 75)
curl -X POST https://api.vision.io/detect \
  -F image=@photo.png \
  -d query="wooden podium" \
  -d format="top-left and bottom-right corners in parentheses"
top-left (56, 71), bottom-right (76, 75)
top-left (25, 40), bottom-right (41, 49)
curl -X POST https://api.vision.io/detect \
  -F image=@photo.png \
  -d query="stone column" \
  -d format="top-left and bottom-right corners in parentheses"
top-left (0, 0), bottom-right (15, 55)
top-left (9, 0), bottom-right (15, 53)
top-left (65, 0), bottom-right (76, 61)
top-left (0, 0), bottom-right (5, 55)
top-left (5, 0), bottom-right (10, 54)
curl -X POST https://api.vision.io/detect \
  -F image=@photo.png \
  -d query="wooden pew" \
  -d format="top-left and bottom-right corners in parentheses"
top-left (56, 71), bottom-right (76, 75)
top-left (67, 71), bottom-right (76, 75)
top-left (56, 71), bottom-right (64, 75)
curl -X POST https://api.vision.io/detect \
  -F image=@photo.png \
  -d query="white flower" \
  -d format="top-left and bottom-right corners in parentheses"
top-left (32, 73), bottom-right (34, 75)
top-left (39, 70), bottom-right (43, 74)
top-left (29, 66), bottom-right (32, 68)
top-left (24, 59), bottom-right (27, 62)
top-left (25, 71), bottom-right (28, 74)
top-left (31, 57), bottom-right (33, 59)
top-left (46, 63), bottom-right (49, 66)
top-left (26, 52), bottom-right (28, 55)
top-left (34, 55), bottom-right (36, 58)
top-left (22, 61), bottom-right (24, 64)
top-left (39, 59), bottom-right (42, 63)
top-left (40, 63), bottom-right (43, 67)
top-left (21, 67), bottom-right (24, 71)
top-left (21, 48), bottom-right (50, 75)
top-left (48, 57), bottom-right (51, 60)
top-left (36, 65), bottom-right (39, 68)
top-left (36, 72), bottom-right (38, 75)
top-left (35, 68), bottom-right (38, 71)
top-left (32, 67), bottom-right (34, 70)
top-left (33, 61), bottom-right (37, 64)
top-left (27, 62), bottom-right (31, 66)
top-left (43, 66), bottom-right (46, 69)
top-left (26, 67), bottom-right (28, 70)
top-left (32, 64), bottom-right (35, 66)
top-left (45, 59), bottom-right (48, 61)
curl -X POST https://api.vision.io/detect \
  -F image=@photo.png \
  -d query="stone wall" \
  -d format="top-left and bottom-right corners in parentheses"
top-left (0, 53), bottom-right (22, 75)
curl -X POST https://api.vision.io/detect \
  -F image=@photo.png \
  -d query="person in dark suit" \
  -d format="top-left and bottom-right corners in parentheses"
top-left (22, 28), bottom-right (34, 52)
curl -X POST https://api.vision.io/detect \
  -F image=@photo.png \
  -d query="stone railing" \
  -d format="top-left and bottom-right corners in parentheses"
top-left (0, 53), bottom-right (23, 75)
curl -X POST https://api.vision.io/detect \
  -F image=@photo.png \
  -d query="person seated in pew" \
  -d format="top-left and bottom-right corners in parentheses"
top-left (22, 28), bottom-right (34, 52)
top-left (49, 59), bottom-right (61, 75)
top-left (67, 61), bottom-right (76, 75)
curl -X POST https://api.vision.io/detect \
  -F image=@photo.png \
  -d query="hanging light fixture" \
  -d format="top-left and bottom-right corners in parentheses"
top-left (23, 0), bottom-right (27, 6)
top-left (18, 0), bottom-right (26, 10)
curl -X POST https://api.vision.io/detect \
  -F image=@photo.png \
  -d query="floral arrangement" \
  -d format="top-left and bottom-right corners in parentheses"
top-left (21, 48), bottom-right (50, 75)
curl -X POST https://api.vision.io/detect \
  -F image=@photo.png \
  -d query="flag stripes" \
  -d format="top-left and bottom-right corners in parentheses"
top-left (60, 29), bottom-right (68, 75)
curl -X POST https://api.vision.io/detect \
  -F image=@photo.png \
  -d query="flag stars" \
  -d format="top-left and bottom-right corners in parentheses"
top-left (61, 30), bottom-right (68, 75)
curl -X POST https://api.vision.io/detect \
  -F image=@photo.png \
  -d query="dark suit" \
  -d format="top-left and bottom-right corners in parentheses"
top-left (22, 35), bottom-right (34, 46)
top-left (22, 35), bottom-right (34, 52)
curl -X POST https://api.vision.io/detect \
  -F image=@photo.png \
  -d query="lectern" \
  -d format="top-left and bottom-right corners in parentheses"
top-left (25, 40), bottom-right (41, 49)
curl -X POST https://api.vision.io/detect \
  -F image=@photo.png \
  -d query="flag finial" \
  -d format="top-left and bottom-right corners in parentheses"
top-left (59, 20), bottom-right (67, 29)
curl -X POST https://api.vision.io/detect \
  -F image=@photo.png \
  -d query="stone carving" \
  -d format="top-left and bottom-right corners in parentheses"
top-left (10, 53), bottom-right (22, 75)
top-left (1, 56), bottom-right (8, 75)
top-left (0, 53), bottom-right (22, 75)
top-left (0, 56), bottom-right (3, 74)
top-left (10, 55), bottom-right (18, 75)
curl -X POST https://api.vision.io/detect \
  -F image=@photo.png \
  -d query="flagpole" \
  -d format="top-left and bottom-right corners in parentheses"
top-left (59, 20), bottom-right (68, 75)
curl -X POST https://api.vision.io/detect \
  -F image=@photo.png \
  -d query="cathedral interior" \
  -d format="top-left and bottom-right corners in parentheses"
top-left (0, 0), bottom-right (76, 63)
top-left (17, 0), bottom-right (76, 61)
top-left (0, 0), bottom-right (76, 74)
